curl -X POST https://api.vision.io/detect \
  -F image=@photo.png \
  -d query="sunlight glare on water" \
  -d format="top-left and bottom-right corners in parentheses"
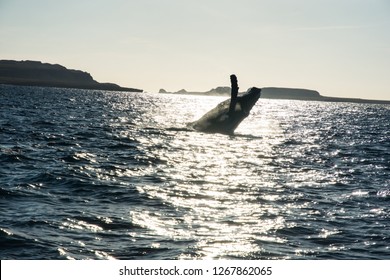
top-left (127, 96), bottom-right (315, 259)
top-left (1, 86), bottom-right (389, 259)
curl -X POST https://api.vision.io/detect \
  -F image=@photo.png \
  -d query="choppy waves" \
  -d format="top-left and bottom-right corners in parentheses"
top-left (1, 85), bottom-right (389, 259)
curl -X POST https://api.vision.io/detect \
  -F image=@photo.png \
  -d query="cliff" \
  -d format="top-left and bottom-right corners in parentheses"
top-left (0, 60), bottom-right (142, 92)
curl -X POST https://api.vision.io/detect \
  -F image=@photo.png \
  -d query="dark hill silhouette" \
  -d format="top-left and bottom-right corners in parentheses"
top-left (261, 87), bottom-right (321, 100)
top-left (0, 60), bottom-right (142, 92)
top-left (160, 86), bottom-right (390, 104)
top-left (261, 87), bottom-right (389, 104)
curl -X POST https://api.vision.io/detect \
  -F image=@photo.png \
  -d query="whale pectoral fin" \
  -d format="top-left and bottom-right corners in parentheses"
top-left (186, 76), bottom-right (261, 135)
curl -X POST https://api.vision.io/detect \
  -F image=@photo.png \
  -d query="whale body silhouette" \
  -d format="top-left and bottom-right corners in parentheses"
top-left (187, 87), bottom-right (262, 134)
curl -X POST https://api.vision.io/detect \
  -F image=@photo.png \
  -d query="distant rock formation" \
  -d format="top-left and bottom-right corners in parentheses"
top-left (261, 87), bottom-right (390, 104)
top-left (176, 89), bottom-right (187, 94)
top-left (261, 87), bottom-right (321, 100)
top-left (205, 87), bottom-right (231, 95)
top-left (0, 60), bottom-right (142, 92)
top-left (165, 86), bottom-right (321, 99)
top-left (163, 86), bottom-right (390, 104)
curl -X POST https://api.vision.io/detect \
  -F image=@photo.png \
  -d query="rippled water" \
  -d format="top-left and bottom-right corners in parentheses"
top-left (1, 85), bottom-right (389, 259)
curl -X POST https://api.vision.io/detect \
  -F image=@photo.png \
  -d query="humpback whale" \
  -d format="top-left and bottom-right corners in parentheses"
top-left (187, 76), bottom-right (261, 134)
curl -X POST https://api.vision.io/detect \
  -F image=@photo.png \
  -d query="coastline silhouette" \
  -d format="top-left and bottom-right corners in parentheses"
top-left (0, 60), bottom-right (142, 92)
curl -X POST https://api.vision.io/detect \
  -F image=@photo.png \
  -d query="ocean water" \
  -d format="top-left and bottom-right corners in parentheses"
top-left (1, 84), bottom-right (389, 260)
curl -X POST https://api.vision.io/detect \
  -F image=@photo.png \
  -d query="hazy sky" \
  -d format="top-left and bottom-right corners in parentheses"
top-left (1, 0), bottom-right (389, 100)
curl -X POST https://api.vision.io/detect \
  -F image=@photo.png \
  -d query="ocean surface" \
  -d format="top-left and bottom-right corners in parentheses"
top-left (1, 85), bottom-right (389, 260)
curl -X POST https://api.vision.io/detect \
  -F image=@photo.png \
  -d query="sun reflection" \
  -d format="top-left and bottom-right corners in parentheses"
top-left (94, 250), bottom-right (116, 260)
top-left (60, 218), bottom-right (103, 233)
top-left (318, 228), bottom-right (341, 238)
top-left (129, 210), bottom-right (192, 240)
top-left (131, 171), bottom-right (290, 259)
top-left (128, 97), bottom-right (299, 259)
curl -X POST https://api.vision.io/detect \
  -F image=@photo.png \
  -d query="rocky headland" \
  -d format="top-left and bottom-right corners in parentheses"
top-left (0, 60), bottom-right (142, 92)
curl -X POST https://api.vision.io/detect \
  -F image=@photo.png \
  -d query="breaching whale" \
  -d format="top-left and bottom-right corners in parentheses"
top-left (187, 76), bottom-right (261, 134)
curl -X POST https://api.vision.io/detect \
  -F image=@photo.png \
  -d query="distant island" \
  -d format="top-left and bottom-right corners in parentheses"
top-left (0, 60), bottom-right (142, 92)
top-left (159, 87), bottom-right (390, 105)
top-left (2, 60), bottom-right (387, 104)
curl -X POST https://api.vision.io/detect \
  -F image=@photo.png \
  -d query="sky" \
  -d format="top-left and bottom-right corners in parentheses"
top-left (1, 0), bottom-right (389, 100)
